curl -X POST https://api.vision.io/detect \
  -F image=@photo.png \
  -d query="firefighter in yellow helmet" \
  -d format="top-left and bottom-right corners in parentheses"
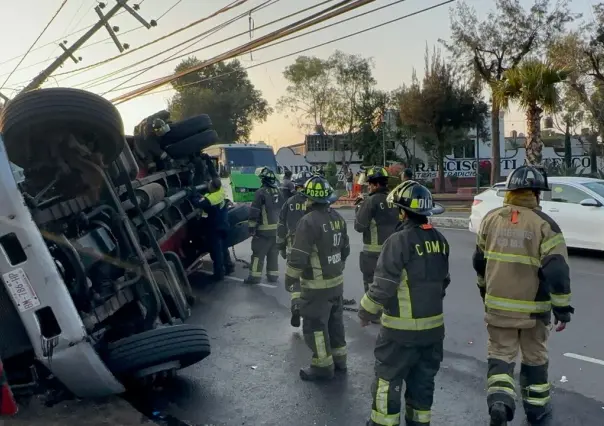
top-left (276, 171), bottom-right (313, 327)
top-left (359, 180), bottom-right (450, 426)
top-left (285, 175), bottom-right (350, 381)
top-left (472, 165), bottom-right (573, 426)
top-left (245, 167), bottom-right (284, 284)
top-left (354, 166), bottom-right (399, 294)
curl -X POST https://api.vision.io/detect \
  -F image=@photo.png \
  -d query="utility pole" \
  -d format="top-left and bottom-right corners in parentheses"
top-left (21, 0), bottom-right (155, 94)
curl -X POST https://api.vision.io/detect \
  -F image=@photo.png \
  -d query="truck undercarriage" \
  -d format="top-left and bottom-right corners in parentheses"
top-left (0, 88), bottom-right (250, 398)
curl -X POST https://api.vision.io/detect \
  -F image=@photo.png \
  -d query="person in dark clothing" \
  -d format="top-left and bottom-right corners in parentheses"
top-left (402, 168), bottom-right (413, 181)
top-left (190, 178), bottom-right (234, 281)
top-left (359, 180), bottom-right (450, 426)
top-left (354, 167), bottom-right (400, 294)
top-left (281, 169), bottom-right (295, 200)
top-left (285, 175), bottom-right (350, 381)
top-left (245, 167), bottom-right (284, 284)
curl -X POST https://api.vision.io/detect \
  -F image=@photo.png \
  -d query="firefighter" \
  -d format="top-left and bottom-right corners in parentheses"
top-left (354, 167), bottom-right (400, 294)
top-left (277, 172), bottom-right (312, 327)
top-left (245, 167), bottom-right (284, 284)
top-left (285, 175), bottom-right (350, 381)
top-left (280, 169), bottom-right (295, 200)
top-left (359, 180), bottom-right (450, 426)
top-left (472, 165), bottom-right (573, 426)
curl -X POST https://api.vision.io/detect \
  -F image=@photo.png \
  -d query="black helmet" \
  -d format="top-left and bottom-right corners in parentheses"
top-left (300, 175), bottom-right (334, 204)
top-left (294, 170), bottom-right (313, 188)
top-left (387, 180), bottom-right (438, 216)
top-left (366, 166), bottom-right (389, 184)
top-left (255, 166), bottom-right (277, 187)
top-left (504, 165), bottom-right (550, 192)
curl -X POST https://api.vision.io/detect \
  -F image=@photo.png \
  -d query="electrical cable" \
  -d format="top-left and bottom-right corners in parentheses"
top-left (88, 0), bottom-right (406, 92)
top-left (110, 0), bottom-right (375, 103)
top-left (51, 0), bottom-right (252, 79)
top-left (113, 0), bottom-right (455, 102)
top-left (67, 0), bottom-right (326, 89)
top-left (44, 1), bottom-right (93, 62)
top-left (70, 0), bottom-right (339, 91)
top-left (98, 0), bottom-right (279, 95)
top-left (0, 0), bottom-right (69, 89)
top-left (157, 0), bottom-right (182, 21)
top-left (0, 0), bottom-right (147, 69)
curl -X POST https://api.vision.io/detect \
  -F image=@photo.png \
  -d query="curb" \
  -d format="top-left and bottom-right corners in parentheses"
top-left (430, 216), bottom-right (470, 229)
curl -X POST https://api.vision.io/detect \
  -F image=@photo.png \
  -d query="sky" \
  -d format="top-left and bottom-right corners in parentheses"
top-left (0, 0), bottom-right (598, 149)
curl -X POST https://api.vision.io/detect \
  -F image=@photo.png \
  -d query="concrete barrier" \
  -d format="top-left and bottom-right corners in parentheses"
top-left (430, 216), bottom-right (470, 229)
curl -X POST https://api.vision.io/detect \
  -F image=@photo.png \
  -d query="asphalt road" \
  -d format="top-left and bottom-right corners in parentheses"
top-left (156, 210), bottom-right (604, 426)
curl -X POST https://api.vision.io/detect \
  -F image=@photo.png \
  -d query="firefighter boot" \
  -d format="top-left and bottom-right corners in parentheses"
top-left (489, 402), bottom-right (508, 426)
top-left (290, 305), bottom-right (301, 328)
top-left (299, 367), bottom-right (334, 382)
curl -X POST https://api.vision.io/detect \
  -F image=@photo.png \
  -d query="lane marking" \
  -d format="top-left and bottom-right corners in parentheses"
top-left (564, 353), bottom-right (604, 366)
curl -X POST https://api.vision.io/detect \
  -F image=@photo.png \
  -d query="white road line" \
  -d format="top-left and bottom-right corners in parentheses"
top-left (564, 353), bottom-right (604, 366)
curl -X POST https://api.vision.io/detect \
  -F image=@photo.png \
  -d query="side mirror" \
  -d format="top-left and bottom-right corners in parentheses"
top-left (579, 198), bottom-right (602, 207)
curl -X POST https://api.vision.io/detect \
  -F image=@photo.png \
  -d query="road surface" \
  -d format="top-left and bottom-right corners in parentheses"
top-left (154, 211), bottom-right (604, 425)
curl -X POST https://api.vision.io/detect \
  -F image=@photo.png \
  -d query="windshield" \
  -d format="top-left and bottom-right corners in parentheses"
top-left (582, 181), bottom-right (604, 199)
top-left (225, 148), bottom-right (278, 174)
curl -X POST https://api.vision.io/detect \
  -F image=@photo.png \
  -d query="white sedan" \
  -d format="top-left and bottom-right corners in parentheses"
top-left (469, 177), bottom-right (604, 251)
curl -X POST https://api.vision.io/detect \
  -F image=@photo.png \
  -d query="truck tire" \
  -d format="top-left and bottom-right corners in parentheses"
top-left (0, 88), bottom-right (125, 169)
top-left (105, 324), bottom-right (210, 376)
top-left (164, 129), bottom-right (219, 159)
top-left (160, 114), bottom-right (213, 147)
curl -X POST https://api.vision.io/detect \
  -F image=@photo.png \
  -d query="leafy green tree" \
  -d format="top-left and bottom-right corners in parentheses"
top-left (398, 48), bottom-right (488, 192)
top-left (444, 0), bottom-right (576, 183)
top-left (491, 59), bottom-right (568, 165)
top-left (168, 57), bottom-right (271, 142)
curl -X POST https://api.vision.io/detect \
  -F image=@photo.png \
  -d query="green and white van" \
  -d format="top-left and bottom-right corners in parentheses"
top-left (202, 142), bottom-right (281, 203)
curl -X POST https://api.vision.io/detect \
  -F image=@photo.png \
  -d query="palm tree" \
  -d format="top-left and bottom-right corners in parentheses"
top-left (492, 60), bottom-right (568, 165)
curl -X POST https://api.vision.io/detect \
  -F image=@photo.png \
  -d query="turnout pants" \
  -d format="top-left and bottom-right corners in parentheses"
top-left (285, 239), bottom-right (300, 310)
top-left (360, 251), bottom-right (380, 292)
top-left (369, 332), bottom-right (443, 426)
top-left (486, 322), bottom-right (551, 423)
top-left (247, 234), bottom-right (279, 282)
top-left (299, 292), bottom-right (347, 377)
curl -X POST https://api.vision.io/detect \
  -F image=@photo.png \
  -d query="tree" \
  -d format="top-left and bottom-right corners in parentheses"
top-left (353, 87), bottom-right (389, 165)
top-left (398, 48), bottom-right (489, 192)
top-left (277, 55), bottom-right (335, 134)
top-left (444, 0), bottom-right (576, 183)
top-left (168, 57), bottom-right (271, 142)
top-left (549, 7), bottom-right (604, 175)
top-left (549, 88), bottom-right (585, 168)
top-left (492, 60), bottom-right (568, 165)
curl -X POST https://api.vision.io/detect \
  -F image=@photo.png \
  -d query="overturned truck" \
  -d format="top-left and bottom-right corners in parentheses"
top-left (0, 88), bottom-right (251, 398)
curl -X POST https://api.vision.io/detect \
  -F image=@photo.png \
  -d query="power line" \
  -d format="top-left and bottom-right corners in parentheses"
top-left (52, 0), bottom-right (253, 79)
top-left (0, 0), bottom-right (69, 89)
top-left (101, 0), bottom-right (408, 94)
top-left (157, 0), bottom-right (183, 21)
top-left (111, 0), bottom-right (379, 103)
top-left (114, 1), bottom-right (455, 102)
top-left (0, 0), bottom-right (148, 69)
top-left (99, 0), bottom-right (280, 95)
top-left (72, 0), bottom-right (333, 91)
top-left (67, 0), bottom-right (336, 89)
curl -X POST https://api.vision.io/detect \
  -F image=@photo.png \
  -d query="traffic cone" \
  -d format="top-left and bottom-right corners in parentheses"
top-left (0, 359), bottom-right (18, 416)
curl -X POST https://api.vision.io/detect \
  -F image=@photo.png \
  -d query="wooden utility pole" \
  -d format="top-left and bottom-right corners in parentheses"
top-left (21, 0), bottom-right (154, 94)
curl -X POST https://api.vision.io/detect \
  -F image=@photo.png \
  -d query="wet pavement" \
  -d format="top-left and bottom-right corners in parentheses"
top-left (157, 213), bottom-right (604, 426)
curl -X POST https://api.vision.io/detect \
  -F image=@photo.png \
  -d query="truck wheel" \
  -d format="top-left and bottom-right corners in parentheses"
top-left (0, 88), bottom-right (125, 169)
top-left (160, 114), bottom-right (212, 147)
top-left (105, 324), bottom-right (210, 377)
top-left (164, 129), bottom-right (219, 159)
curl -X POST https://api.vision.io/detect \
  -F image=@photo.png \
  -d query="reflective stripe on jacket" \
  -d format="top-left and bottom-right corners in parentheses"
top-left (472, 204), bottom-right (572, 328)
top-left (285, 206), bottom-right (350, 297)
top-left (354, 187), bottom-right (399, 253)
top-left (248, 185), bottom-right (284, 236)
top-left (359, 220), bottom-right (450, 343)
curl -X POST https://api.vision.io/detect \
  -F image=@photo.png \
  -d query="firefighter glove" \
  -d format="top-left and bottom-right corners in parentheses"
top-left (553, 306), bottom-right (574, 324)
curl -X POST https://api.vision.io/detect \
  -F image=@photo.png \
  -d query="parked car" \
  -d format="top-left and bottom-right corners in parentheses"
top-left (469, 177), bottom-right (604, 251)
